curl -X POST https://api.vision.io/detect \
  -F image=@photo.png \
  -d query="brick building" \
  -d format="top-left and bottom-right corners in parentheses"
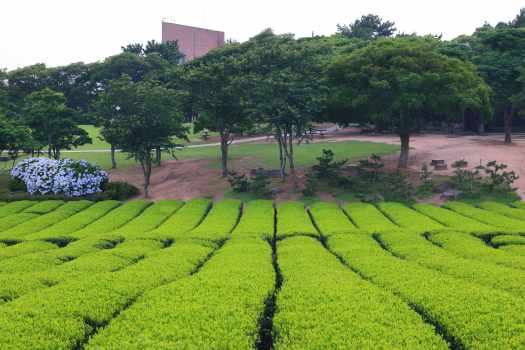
top-left (161, 22), bottom-right (225, 62)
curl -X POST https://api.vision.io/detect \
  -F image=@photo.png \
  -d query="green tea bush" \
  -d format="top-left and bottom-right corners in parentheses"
top-left (0, 201), bottom-right (92, 240)
top-left (25, 200), bottom-right (121, 240)
top-left (274, 236), bottom-right (448, 349)
top-left (0, 201), bottom-right (35, 218)
top-left (376, 230), bottom-right (525, 297)
top-left (308, 202), bottom-right (358, 236)
top-left (328, 233), bottom-right (525, 349)
top-left (189, 199), bottom-right (242, 241)
top-left (479, 201), bottom-right (525, 221)
top-left (150, 199), bottom-right (211, 240)
top-left (22, 200), bottom-right (64, 214)
top-left (102, 181), bottom-right (140, 200)
top-left (276, 201), bottom-right (318, 238)
top-left (429, 230), bottom-right (525, 271)
top-left (512, 201), bottom-right (525, 209)
top-left (343, 202), bottom-right (398, 232)
top-left (412, 203), bottom-right (494, 234)
top-left (500, 245), bottom-right (525, 256)
top-left (0, 241), bottom-right (57, 261)
top-left (443, 201), bottom-right (525, 231)
top-left (86, 239), bottom-right (274, 350)
top-left (0, 240), bottom-right (214, 349)
top-left (377, 202), bottom-right (443, 232)
top-left (0, 213), bottom-right (39, 233)
top-left (491, 234), bottom-right (525, 246)
top-left (232, 200), bottom-right (274, 239)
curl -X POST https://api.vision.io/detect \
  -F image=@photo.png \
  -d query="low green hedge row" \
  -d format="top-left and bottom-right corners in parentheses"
top-left (0, 240), bottom-right (214, 350)
top-left (86, 238), bottom-right (275, 349)
top-left (232, 200), bottom-right (275, 239)
top-left (327, 233), bottom-right (525, 349)
top-left (150, 198), bottom-right (211, 240)
top-left (443, 201), bottom-right (525, 232)
top-left (412, 203), bottom-right (494, 234)
top-left (511, 201), bottom-right (525, 209)
top-left (376, 202), bottom-right (444, 232)
top-left (0, 201), bottom-right (92, 240)
top-left (500, 244), bottom-right (525, 256)
top-left (0, 239), bottom-right (163, 303)
top-left (343, 202), bottom-right (399, 232)
top-left (491, 234), bottom-right (525, 246)
top-left (70, 200), bottom-right (151, 239)
top-left (0, 213), bottom-right (40, 233)
top-left (25, 200), bottom-right (121, 240)
top-left (273, 236), bottom-right (448, 349)
top-left (429, 231), bottom-right (525, 271)
top-left (376, 230), bottom-right (525, 297)
top-left (111, 200), bottom-right (184, 238)
top-left (276, 202), bottom-right (318, 238)
top-left (0, 235), bottom-right (123, 274)
top-left (0, 200), bottom-right (36, 219)
top-left (0, 240), bottom-right (57, 261)
top-left (479, 201), bottom-right (525, 221)
top-left (189, 199), bottom-right (242, 241)
top-left (22, 200), bottom-right (64, 214)
top-left (308, 202), bottom-right (358, 236)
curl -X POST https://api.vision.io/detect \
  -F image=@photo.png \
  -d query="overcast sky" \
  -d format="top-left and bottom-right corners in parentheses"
top-left (1, 0), bottom-right (523, 71)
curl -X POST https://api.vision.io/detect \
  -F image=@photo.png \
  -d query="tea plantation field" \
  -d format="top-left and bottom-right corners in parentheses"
top-left (0, 199), bottom-right (524, 349)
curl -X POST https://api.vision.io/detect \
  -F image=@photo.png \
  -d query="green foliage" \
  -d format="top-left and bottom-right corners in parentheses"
top-left (0, 213), bottom-right (39, 233)
top-left (151, 199), bottom-right (211, 240)
top-left (491, 234), bottom-right (525, 246)
top-left (0, 240), bottom-right (57, 261)
top-left (0, 200), bottom-right (36, 218)
top-left (274, 236), bottom-right (448, 349)
top-left (308, 202), bottom-right (358, 236)
top-left (343, 202), bottom-right (399, 232)
top-left (227, 171), bottom-right (250, 193)
top-left (310, 149), bottom-right (348, 181)
top-left (328, 233), bottom-right (525, 349)
top-left (7, 177), bottom-right (26, 192)
top-left (0, 114), bottom-right (31, 164)
top-left (417, 163), bottom-right (434, 197)
top-left (337, 14), bottom-right (396, 40)
top-left (102, 181), bottom-right (140, 200)
top-left (189, 199), bottom-right (242, 241)
top-left (276, 201), bottom-right (318, 238)
top-left (500, 244), bottom-right (525, 256)
top-left (479, 201), bottom-right (525, 221)
top-left (376, 202), bottom-right (443, 232)
top-left (86, 239), bottom-right (274, 349)
top-left (22, 200), bottom-right (64, 214)
top-left (228, 171), bottom-right (273, 198)
top-left (232, 200), bottom-right (274, 239)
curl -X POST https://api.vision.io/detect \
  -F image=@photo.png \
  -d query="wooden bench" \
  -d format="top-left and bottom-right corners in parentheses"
top-left (430, 159), bottom-right (447, 170)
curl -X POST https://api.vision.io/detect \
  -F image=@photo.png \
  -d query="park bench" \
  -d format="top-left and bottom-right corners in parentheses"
top-left (430, 159), bottom-right (448, 170)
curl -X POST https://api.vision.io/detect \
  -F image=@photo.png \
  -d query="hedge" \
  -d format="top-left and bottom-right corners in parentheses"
top-left (0, 213), bottom-right (40, 233)
top-left (112, 200), bottom-right (184, 238)
top-left (25, 200), bottom-right (121, 240)
top-left (500, 244), bottom-right (525, 257)
top-left (511, 201), bottom-right (525, 209)
top-left (150, 198), bottom-right (211, 240)
top-left (0, 240), bottom-right (57, 261)
top-left (232, 199), bottom-right (275, 239)
top-left (0, 240), bottom-right (214, 350)
top-left (376, 202), bottom-right (443, 232)
top-left (443, 201), bottom-right (525, 232)
top-left (189, 199), bottom-right (242, 241)
top-left (22, 200), bottom-right (64, 214)
top-left (0, 235), bottom-right (123, 274)
top-left (376, 230), bottom-right (525, 297)
top-left (0, 201), bottom-right (92, 240)
top-left (327, 233), bottom-right (525, 349)
top-left (273, 236), bottom-right (448, 349)
top-left (86, 238), bottom-right (274, 349)
top-left (0, 239), bottom-right (163, 303)
top-left (491, 234), bottom-right (525, 246)
top-left (308, 202), bottom-right (358, 236)
top-left (343, 202), bottom-right (398, 232)
top-left (429, 230), bottom-right (525, 271)
top-left (479, 201), bottom-right (525, 221)
top-left (412, 203), bottom-right (494, 234)
top-left (0, 200), bottom-right (36, 218)
top-left (70, 200), bottom-right (151, 239)
top-left (276, 201), bottom-right (318, 238)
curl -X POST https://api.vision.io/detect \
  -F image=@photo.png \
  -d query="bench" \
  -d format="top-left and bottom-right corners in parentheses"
top-left (430, 159), bottom-right (448, 170)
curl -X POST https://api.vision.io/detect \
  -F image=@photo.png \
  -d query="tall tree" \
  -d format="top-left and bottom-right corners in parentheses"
top-left (24, 88), bottom-right (91, 159)
top-left (337, 14), bottom-right (396, 40)
top-left (328, 37), bottom-right (492, 168)
top-left (0, 114), bottom-right (31, 167)
top-left (94, 76), bottom-right (187, 197)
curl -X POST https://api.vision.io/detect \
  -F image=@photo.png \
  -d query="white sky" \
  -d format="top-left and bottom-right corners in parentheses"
top-left (1, 0), bottom-right (523, 70)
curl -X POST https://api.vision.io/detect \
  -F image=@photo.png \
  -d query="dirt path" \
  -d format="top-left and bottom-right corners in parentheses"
top-left (110, 132), bottom-right (525, 200)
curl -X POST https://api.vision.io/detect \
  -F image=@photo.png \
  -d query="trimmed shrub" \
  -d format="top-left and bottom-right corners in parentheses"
top-left (232, 200), bottom-right (275, 239)
top-left (7, 177), bottom-right (26, 192)
top-left (343, 202), bottom-right (398, 232)
top-left (276, 201), bottom-right (318, 238)
top-left (377, 202), bottom-right (443, 232)
top-left (308, 202), bottom-right (358, 236)
top-left (102, 181), bottom-right (139, 200)
top-left (150, 199), bottom-right (211, 240)
top-left (492, 234), bottom-right (525, 246)
top-left (479, 201), bottom-right (525, 221)
top-left (189, 199), bottom-right (242, 241)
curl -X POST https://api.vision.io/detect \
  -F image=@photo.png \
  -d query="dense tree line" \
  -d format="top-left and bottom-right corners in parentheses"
top-left (1, 10), bottom-right (524, 196)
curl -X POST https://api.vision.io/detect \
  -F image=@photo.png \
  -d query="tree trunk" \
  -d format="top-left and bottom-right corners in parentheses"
top-left (111, 145), bottom-right (117, 169)
top-left (504, 105), bottom-right (513, 144)
top-left (155, 147), bottom-right (162, 166)
top-left (141, 156), bottom-right (152, 198)
top-left (48, 146), bottom-right (52, 158)
top-left (285, 128), bottom-right (298, 188)
top-left (398, 133), bottom-right (410, 169)
top-left (276, 129), bottom-right (286, 180)
top-left (220, 131), bottom-right (230, 177)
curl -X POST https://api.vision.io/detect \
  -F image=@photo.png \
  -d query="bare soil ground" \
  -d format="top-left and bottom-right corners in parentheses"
top-left (110, 131), bottom-right (525, 200)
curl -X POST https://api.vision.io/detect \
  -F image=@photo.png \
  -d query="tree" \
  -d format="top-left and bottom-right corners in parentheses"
top-left (239, 30), bottom-right (327, 183)
top-left (328, 37), bottom-right (492, 168)
top-left (24, 88), bottom-right (91, 159)
top-left (0, 114), bottom-right (31, 167)
top-left (182, 43), bottom-right (251, 177)
top-left (94, 76), bottom-right (187, 197)
top-left (337, 14), bottom-right (396, 40)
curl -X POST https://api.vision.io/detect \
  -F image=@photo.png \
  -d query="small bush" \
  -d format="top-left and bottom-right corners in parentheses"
top-left (227, 172), bottom-right (250, 193)
top-left (103, 182), bottom-right (140, 200)
top-left (7, 177), bottom-right (27, 192)
top-left (227, 171), bottom-right (273, 198)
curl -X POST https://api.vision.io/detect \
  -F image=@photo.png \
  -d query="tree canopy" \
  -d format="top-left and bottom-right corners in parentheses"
top-left (337, 14), bottom-right (396, 40)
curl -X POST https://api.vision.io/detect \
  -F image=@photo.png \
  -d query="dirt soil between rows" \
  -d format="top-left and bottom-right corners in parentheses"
top-left (110, 132), bottom-right (525, 201)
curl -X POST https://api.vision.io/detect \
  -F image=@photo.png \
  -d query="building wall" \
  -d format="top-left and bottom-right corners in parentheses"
top-left (162, 22), bottom-right (225, 62)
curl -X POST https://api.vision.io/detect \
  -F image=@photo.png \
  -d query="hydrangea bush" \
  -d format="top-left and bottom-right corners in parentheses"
top-left (11, 158), bottom-right (108, 197)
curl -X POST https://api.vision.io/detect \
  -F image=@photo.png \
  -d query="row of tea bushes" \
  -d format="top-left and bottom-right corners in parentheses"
top-left (479, 201), bottom-right (525, 221)
top-left (232, 200), bottom-right (275, 239)
top-left (443, 201), bottom-right (525, 231)
top-left (276, 202), bottom-right (318, 238)
top-left (376, 202), bottom-right (444, 232)
top-left (327, 233), bottom-right (525, 349)
top-left (412, 204), bottom-right (495, 234)
top-left (308, 202), bottom-right (358, 236)
top-left (343, 202), bottom-right (399, 232)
